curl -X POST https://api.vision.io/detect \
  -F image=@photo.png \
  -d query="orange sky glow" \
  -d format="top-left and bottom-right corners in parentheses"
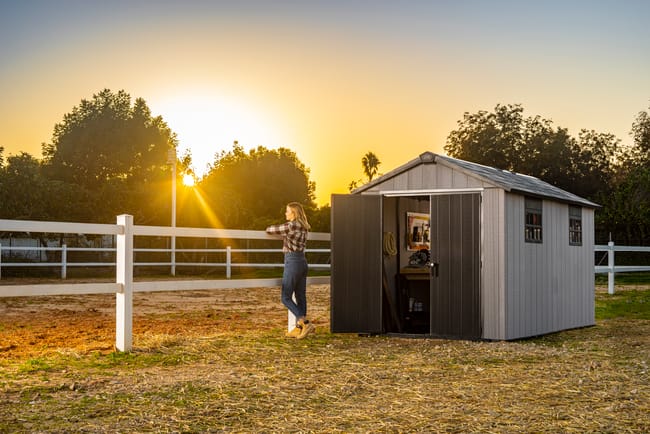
top-left (1, 1), bottom-right (649, 206)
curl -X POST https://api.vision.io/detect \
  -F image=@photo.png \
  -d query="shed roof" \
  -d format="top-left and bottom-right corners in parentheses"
top-left (353, 152), bottom-right (600, 208)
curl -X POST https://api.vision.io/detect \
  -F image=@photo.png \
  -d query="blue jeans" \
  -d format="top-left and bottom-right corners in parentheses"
top-left (281, 251), bottom-right (308, 319)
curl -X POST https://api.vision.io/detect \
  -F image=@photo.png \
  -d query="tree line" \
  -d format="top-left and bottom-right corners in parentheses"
top-left (0, 89), bottom-right (329, 232)
top-left (0, 89), bottom-right (649, 243)
top-left (444, 103), bottom-right (650, 244)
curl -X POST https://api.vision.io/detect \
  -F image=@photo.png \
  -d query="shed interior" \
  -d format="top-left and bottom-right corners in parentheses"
top-left (382, 195), bottom-right (431, 334)
top-left (380, 193), bottom-right (481, 338)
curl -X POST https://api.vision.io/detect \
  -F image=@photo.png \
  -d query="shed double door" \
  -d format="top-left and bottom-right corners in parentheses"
top-left (331, 193), bottom-right (481, 339)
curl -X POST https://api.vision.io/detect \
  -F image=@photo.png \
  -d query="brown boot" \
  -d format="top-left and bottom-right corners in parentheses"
top-left (285, 325), bottom-right (302, 338)
top-left (296, 319), bottom-right (315, 340)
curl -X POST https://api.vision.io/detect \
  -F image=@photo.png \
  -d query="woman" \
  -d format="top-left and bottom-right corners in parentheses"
top-left (266, 202), bottom-right (315, 339)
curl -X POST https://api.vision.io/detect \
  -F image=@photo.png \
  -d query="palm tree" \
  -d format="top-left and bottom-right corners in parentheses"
top-left (362, 151), bottom-right (381, 182)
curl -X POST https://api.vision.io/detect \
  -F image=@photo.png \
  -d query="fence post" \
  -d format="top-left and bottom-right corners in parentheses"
top-left (61, 244), bottom-right (67, 280)
top-left (171, 236), bottom-right (176, 277)
top-left (608, 241), bottom-right (615, 295)
top-left (116, 214), bottom-right (134, 352)
top-left (226, 246), bottom-right (231, 279)
top-left (0, 243), bottom-right (2, 280)
top-left (288, 299), bottom-right (297, 333)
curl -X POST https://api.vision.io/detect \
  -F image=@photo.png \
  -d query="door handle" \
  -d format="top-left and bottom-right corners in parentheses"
top-left (427, 261), bottom-right (439, 277)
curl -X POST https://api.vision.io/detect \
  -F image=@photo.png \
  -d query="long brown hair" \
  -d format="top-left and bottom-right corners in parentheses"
top-left (287, 202), bottom-right (311, 231)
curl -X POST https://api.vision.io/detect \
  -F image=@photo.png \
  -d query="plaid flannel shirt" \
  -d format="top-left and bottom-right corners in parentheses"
top-left (265, 220), bottom-right (308, 252)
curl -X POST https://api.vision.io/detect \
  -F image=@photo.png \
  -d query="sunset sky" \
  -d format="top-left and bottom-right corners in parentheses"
top-left (1, 0), bottom-right (649, 205)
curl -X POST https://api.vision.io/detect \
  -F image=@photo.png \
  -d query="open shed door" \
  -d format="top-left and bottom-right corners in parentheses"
top-left (430, 193), bottom-right (481, 339)
top-left (330, 194), bottom-right (382, 333)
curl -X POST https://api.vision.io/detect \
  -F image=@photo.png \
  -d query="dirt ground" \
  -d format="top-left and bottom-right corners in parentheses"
top-left (0, 281), bottom-right (646, 360)
top-left (0, 283), bottom-right (331, 360)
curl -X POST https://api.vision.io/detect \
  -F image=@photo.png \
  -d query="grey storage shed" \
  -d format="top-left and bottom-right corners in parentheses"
top-left (331, 152), bottom-right (599, 340)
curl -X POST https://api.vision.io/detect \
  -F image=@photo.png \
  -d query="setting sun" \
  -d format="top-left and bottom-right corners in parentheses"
top-left (182, 173), bottom-right (195, 187)
top-left (150, 90), bottom-right (288, 179)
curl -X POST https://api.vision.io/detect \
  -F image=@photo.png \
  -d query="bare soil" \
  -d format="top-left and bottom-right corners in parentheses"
top-left (0, 283), bottom-right (330, 360)
top-left (0, 281), bottom-right (644, 360)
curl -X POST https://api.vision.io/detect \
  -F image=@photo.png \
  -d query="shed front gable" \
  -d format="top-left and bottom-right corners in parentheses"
top-left (355, 152), bottom-right (599, 209)
top-left (359, 158), bottom-right (502, 193)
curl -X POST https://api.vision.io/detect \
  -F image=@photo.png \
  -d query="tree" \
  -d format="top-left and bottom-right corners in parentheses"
top-left (200, 144), bottom-right (317, 229)
top-left (629, 104), bottom-right (650, 167)
top-left (517, 116), bottom-right (575, 191)
top-left (362, 151), bottom-right (381, 182)
top-left (347, 180), bottom-right (359, 192)
top-left (0, 152), bottom-right (47, 220)
top-left (40, 89), bottom-right (178, 224)
top-left (596, 104), bottom-right (650, 244)
top-left (445, 104), bottom-right (524, 171)
top-left (348, 151), bottom-right (382, 191)
top-left (597, 165), bottom-right (650, 244)
top-left (308, 204), bottom-right (331, 232)
top-left (571, 129), bottom-right (621, 200)
top-left (444, 103), bottom-right (623, 201)
top-left (0, 151), bottom-right (94, 222)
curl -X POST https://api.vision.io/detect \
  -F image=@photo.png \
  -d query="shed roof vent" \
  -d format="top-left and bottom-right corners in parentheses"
top-left (419, 152), bottom-right (436, 164)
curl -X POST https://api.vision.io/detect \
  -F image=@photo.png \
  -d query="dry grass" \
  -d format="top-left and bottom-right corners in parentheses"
top-left (0, 284), bottom-right (649, 432)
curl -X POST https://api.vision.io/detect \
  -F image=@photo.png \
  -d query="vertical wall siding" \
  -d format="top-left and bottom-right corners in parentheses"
top-left (364, 162), bottom-right (493, 192)
top-left (481, 188), bottom-right (506, 340)
top-left (504, 195), bottom-right (595, 339)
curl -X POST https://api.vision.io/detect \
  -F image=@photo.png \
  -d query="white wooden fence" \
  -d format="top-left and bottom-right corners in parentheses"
top-left (595, 242), bottom-right (650, 294)
top-left (2, 216), bottom-right (649, 350)
top-left (0, 216), bottom-right (330, 351)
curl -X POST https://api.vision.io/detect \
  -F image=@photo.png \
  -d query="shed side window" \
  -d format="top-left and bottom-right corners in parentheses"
top-left (569, 205), bottom-right (582, 246)
top-left (525, 197), bottom-right (542, 243)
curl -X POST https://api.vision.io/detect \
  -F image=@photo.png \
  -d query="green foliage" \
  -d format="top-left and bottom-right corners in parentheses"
top-left (444, 103), bottom-right (622, 201)
top-left (572, 129), bottom-right (621, 199)
top-left (42, 89), bottom-right (175, 187)
top-left (443, 102), bottom-right (650, 244)
top-left (309, 203), bottom-right (331, 232)
top-left (595, 289), bottom-right (650, 320)
top-left (445, 103), bottom-right (523, 169)
top-left (630, 104), bottom-right (650, 165)
top-left (38, 89), bottom-right (177, 224)
top-left (18, 357), bottom-right (53, 373)
top-left (0, 152), bottom-right (48, 219)
top-left (596, 166), bottom-right (650, 243)
top-left (349, 151), bottom-right (382, 191)
top-left (362, 151), bottom-right (381, 182)
top-left (200, 144), bottom-right (317, 229)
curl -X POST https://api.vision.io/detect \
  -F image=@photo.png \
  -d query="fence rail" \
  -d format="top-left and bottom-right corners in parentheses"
top-left (0, 245), bottom-right (331, 279)
top-left (0, 216), bottom-right (330, 352)
top-left (595, 242), bottom-right (650, 294)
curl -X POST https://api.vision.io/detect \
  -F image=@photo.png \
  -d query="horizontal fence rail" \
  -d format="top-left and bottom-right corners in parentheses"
top-left (0, 245), bottom-right (331, 279)
top-left (595, 242), bottom-right (650, 294)
top-left (0, 216), bottom-right (330, 351)
top-left (0, 219), bottom-right (331, 279)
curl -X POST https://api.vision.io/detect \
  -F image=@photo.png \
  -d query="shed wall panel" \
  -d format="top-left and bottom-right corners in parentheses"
top-left (407, 165), bottom-right (425, 188)
top-left (504, 194), bottom-right (595, 339)
top-left (394, 172), bottom-right (409, 190)
top-left (481, 188), bottom-right (506, 340)
top-left (422, 163), bottom-right (437, 187)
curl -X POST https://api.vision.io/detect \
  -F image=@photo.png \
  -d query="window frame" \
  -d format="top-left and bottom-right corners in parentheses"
top-left (524, 197), bottom-right (543, 243)
top-left (569, 205), bottom-right (582, 246)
